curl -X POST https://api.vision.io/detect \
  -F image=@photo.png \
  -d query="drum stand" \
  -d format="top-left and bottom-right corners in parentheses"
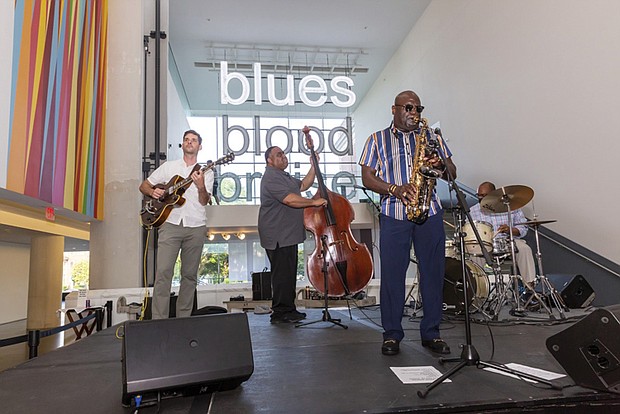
top-left (417, 156), bottom-right (557, 398)
top-left (522, 221), bottom-right (568, 319)
top-left (296, 235), bottom-right (348, 330)
top-left (485, 193), bottom-right (551, 318)
top-left (504, 199), bottom-right (528, 317)
top-left (481, 253), bottom-right (511, 319)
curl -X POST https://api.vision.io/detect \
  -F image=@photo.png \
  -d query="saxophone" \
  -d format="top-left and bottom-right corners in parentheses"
top-left (406, 117), bottom-right (443, 224)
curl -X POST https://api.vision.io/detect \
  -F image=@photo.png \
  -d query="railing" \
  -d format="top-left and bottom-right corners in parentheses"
top-left (0, 300), bottom-right (113, 359)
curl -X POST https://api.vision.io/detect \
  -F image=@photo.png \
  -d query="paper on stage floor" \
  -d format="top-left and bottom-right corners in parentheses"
top-left (483, 363), bottom-right (565, 383)
top-left (390, 366), bottom-right (452, 384)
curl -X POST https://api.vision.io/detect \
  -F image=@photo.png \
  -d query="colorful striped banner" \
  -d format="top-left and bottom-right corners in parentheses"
top-left (7, 0), bottom-right (108, 219)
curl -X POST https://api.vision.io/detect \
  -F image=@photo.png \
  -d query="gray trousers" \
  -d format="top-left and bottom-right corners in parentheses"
top-left (152, 222), bottom-right (205, 319)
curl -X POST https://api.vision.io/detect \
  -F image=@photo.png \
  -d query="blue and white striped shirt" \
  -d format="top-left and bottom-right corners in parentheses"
top-left (358, 125), bottom-right (452, 221)
top-left (469, 203), bottom-right (529, 239)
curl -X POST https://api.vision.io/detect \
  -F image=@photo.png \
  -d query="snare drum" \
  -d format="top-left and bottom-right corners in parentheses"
top-left (443, 257), bottom-right (490, 314)
top-left (462, 220), bottom-right (493, 256)
top-left (445, 238), bottom-right (458, 258)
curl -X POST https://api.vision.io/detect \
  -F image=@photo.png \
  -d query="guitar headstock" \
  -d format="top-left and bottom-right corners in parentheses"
top-left (214, 152), bottom-right (235, 166)
top-left (202, 153), bottom-right (235, 173)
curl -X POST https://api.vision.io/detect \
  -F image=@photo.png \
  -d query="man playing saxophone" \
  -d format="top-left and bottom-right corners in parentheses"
top-left (359, 90), bottom-right (457, 356)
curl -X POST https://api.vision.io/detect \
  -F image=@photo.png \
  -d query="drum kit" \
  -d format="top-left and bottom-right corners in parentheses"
top-left (443, 185), bottom-right (567, 320)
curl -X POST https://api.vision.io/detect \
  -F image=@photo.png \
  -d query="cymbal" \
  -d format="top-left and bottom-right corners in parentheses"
top-left (514, 219), bottom-right (557, 226)
top-left (479, 185), bottom-right (534, 213)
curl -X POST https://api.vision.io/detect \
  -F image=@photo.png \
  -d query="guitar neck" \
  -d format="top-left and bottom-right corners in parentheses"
top-left (167, 163), bottom-right (214, 195)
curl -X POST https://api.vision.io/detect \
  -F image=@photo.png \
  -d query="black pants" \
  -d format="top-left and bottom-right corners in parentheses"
top-left (266, 244), bottom-right (298, 315)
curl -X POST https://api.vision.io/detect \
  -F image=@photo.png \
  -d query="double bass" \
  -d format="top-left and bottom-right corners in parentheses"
top-left (303, 127), bottom-right (373, 297)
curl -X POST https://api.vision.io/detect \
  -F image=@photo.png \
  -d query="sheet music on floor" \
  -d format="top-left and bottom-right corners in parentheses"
top-left (483, 363), bottom-right (565, 383)
top-left (390, 366), bottom-right (452, 384)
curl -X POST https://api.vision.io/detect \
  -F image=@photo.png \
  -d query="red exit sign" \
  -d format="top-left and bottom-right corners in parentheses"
top-left (45, 207), bottom-right (55, 221)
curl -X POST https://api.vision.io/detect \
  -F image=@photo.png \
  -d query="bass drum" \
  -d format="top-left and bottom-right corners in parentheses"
top-left (443, 257), bottom-right (489, 314)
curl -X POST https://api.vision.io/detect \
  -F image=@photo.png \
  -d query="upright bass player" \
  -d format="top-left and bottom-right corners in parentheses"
top-left (258, 142), bottom-right (327, 324)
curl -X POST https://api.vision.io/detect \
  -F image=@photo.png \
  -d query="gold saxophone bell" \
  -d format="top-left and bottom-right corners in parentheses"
top-left (406, 117), bottom-right (437, 224)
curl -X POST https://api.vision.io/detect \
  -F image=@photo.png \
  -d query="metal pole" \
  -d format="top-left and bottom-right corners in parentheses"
top-left (27, 330), bottom-right (40, 359)
top-left (95, 308), bottom-right (104, 332)
top-left (105, 300), bottom-right (113, 328)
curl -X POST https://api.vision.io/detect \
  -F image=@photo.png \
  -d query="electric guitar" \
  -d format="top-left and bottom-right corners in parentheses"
top-left (140, 153), bottom-right (235, 229)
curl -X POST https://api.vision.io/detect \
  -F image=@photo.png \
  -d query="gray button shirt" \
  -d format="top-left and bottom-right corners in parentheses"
top-left (258, 165), bottom-right (306, 250)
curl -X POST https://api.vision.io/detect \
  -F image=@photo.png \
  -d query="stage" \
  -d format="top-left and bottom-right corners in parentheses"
top-left (1, 305), bottom-right (620, 413)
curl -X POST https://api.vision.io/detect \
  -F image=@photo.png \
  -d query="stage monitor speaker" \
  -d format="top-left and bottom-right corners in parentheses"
top-left (546, 304), bottom-right (620, 394)
top-left (122, 313), bottom-right (253, 406)
top-left (544, 274), bottom-right (595, 308)
top-left (252, 271), bottom-right (272, 301)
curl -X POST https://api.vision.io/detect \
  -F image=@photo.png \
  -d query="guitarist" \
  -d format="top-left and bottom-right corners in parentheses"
top-left (139, 129), bottom-right (214, 319)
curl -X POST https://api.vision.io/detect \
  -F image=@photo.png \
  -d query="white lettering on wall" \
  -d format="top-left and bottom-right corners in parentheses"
top-left (220, 62), bottom-right (356, 108)
top-left (299, 75), bottom-right (328, 107)
top-left (219, 61), bottom-right (250, 105)
top-left (267, 73), bottom-right (295, 106)
top-left (330, 76), bottom-right (356, 107)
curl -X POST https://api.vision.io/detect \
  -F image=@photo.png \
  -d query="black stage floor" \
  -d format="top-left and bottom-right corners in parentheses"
top-left (1, 305), bottom-right (620, 414)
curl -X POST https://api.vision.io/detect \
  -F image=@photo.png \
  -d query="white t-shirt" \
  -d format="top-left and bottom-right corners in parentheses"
top-left (147, 158), bottom-right (214, 227)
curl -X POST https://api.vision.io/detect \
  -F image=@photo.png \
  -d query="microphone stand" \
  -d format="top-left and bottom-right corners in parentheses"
top-left (418, 131), bottom-right (557, 398)
top-left (359, 186), bottom-right (381, 214)
top-left (404, 256), bottom-right (423, 317)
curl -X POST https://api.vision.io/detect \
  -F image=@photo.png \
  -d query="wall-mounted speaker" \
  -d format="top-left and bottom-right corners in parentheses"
top-left (544, 274), bottom-right (595, 308)
top-left (546, 304), bottom-right (620, 393)
top-left (122, 313), bottom-right (253, 406)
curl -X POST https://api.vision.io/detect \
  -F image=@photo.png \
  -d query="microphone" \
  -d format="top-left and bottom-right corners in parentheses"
top-left (353, 184), bottom-right (368, 191)
top-left (427, 127), bottom-right (442, 149)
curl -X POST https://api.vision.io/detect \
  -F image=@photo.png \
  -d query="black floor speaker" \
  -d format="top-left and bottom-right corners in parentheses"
top-left (122, 313), bottom-right (254, 406)
top-left (543, 273), bottom-right (595, 308)
top-left (252, 271), bottom-right (272, 300)
top-left (546, 304), bottom-right (620, 393)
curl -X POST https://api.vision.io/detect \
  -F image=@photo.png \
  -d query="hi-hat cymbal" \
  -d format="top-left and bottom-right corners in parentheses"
top-left (514, 219), bottom-right (557, 226)
top-left (479, 185), bottom-right (534, 213)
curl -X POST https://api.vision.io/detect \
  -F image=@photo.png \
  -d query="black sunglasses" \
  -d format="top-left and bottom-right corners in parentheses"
top-left (395, 104), bottom-right (424, 114)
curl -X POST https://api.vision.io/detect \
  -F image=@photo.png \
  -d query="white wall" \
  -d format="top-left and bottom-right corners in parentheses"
top-left (354, 0), bottom-right (620, 264)
top-left (0, 242), bottom-right (30, 324)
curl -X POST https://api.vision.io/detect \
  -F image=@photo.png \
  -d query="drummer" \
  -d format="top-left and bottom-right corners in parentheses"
top-left (470, 181), bottom-right (536, 288)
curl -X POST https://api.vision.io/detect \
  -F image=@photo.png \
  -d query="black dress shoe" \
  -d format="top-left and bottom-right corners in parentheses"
top-left (421, 339), bottom-right (451, 354)
top-left (381, 339), bottom-right (400, 355)
top-left (290, 309), bottom-right (307, 318)
top-left (271, 311), bottom-right (306, 324)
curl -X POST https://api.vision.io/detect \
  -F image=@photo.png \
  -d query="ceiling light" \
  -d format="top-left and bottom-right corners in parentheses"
top-left (221, 233), bottom-right (231, 241)
top-left (236, 233), bottom-right (245, 240)
top-left (207, 233), bottom-right (215, 241)
top-left (196, 42), bottom-right (368, 75)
